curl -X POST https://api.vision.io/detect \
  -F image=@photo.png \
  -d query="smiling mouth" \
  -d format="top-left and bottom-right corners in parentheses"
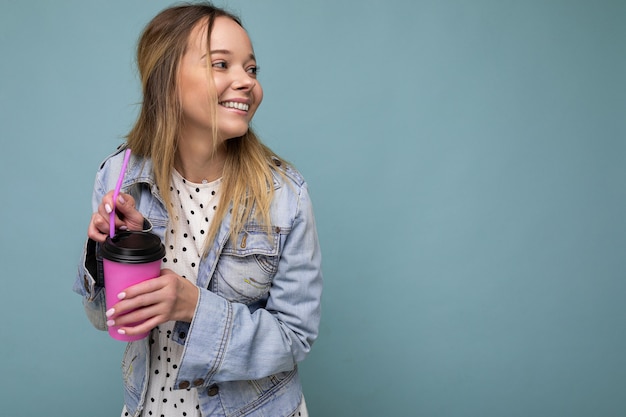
top-left (219, 101), bottom-right (249, 111)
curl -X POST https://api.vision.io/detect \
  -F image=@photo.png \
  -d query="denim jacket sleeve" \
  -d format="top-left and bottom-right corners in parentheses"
top-left (72, 149), bottom-right (156, 331)
top-left (173, 179), bottom-right (323, 387)
top-left (72, 153), bottom-right (117, 331)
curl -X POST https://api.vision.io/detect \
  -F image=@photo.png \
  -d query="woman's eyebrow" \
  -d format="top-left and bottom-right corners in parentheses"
top-left (210, 49), bottom-right (256, 61)
top-left (210, 49), bottom-right (231, 55)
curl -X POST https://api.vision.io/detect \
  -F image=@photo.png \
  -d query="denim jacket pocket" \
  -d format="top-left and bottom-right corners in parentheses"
top-left (214, 226), bottom-right (281, 304)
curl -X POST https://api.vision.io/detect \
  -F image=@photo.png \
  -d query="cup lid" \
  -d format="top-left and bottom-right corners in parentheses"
top-left (101, 231), bottom-right (165, 264)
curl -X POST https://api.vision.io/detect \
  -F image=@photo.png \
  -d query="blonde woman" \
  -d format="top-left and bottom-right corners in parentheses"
top-left (73, 3), bottom-right (322, 416)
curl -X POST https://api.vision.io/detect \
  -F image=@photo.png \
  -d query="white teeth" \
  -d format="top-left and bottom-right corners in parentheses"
top-left (220, 101), bottom-right (249, 111)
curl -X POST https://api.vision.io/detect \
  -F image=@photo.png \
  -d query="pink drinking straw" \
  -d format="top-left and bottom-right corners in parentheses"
top-left (110, 149), bottom-right (132, 238)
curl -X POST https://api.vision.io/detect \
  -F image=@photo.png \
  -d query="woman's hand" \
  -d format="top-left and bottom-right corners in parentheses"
top-left (87, 191), bottom-right (145, 242)
top-left (105, 269), bottom-right (200, 336)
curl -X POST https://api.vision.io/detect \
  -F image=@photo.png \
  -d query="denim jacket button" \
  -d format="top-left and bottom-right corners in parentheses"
top-left (193, 378), bottom-right (205, 387)
top-left (207, 384), bottom-right (219, 396)
top-left (178, 381), bottom-right (190, 389)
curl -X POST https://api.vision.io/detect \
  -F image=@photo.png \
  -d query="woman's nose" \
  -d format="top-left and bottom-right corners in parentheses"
top-left (231, 68), bottom-right (255, 90)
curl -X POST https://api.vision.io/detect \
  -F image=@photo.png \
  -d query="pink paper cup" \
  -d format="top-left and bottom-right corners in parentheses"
top-left (101, 231), bottom-right (165, 341)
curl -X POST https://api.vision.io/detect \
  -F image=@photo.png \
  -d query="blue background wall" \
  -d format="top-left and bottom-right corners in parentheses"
top-left (1, 1), bottom-right (624, 416)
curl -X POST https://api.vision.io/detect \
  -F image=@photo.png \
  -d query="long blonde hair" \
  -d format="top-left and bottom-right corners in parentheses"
top-left (126, 2), bottom-right (284, 250)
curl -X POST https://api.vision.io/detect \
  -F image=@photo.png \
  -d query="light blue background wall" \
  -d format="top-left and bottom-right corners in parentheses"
top-left (1, 1), bottom-right (624, 416)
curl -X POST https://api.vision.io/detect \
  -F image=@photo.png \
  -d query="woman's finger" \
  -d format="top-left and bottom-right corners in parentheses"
top-left (87, 212), bottom-right (109, 242)
top-left (112, 193), bottom-right (145, 230)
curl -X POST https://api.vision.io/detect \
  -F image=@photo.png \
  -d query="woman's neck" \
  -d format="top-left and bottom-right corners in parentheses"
top-left (175, 135), bottom-right (227, 183)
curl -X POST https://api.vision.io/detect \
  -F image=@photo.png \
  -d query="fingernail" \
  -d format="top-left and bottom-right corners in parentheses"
top-left (105, 203), bottom-right (112, 214)
top-left (119, 225), bottom-right (128, 230)
top-left (106, 308), bottom-right (115, 317)
top-left (107, 320), bottom-right (115, 327)
top-left (118, 195), bottom-right (126, 205)
top-left (117, 292), bottom-right (126, 300)
top-left (117, 329), bottom-right (126, 335)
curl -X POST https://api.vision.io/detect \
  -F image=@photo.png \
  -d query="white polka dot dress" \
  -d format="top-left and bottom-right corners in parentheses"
top-left (121, 170), bottom-right (308, 417)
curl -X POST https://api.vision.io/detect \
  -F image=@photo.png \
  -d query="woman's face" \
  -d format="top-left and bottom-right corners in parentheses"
top-left (178, 16), bottom-right (263, 141)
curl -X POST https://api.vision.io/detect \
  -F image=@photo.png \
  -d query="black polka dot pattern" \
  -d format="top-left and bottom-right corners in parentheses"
top-left (130, 171), bottom-right (220, 417)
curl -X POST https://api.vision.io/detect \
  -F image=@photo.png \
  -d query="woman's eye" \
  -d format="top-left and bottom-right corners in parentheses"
top-left (247, 66), bottom-right (259, 76)
top-left (212, 61), bottom-right (227, 69)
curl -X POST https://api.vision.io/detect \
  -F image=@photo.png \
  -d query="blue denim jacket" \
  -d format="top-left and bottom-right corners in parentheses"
top-left (73, 148), bottom-right (322, 417)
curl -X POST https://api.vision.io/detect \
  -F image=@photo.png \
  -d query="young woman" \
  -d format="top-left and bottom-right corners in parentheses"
top-left (73, 3), bottom-right (322, 417)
